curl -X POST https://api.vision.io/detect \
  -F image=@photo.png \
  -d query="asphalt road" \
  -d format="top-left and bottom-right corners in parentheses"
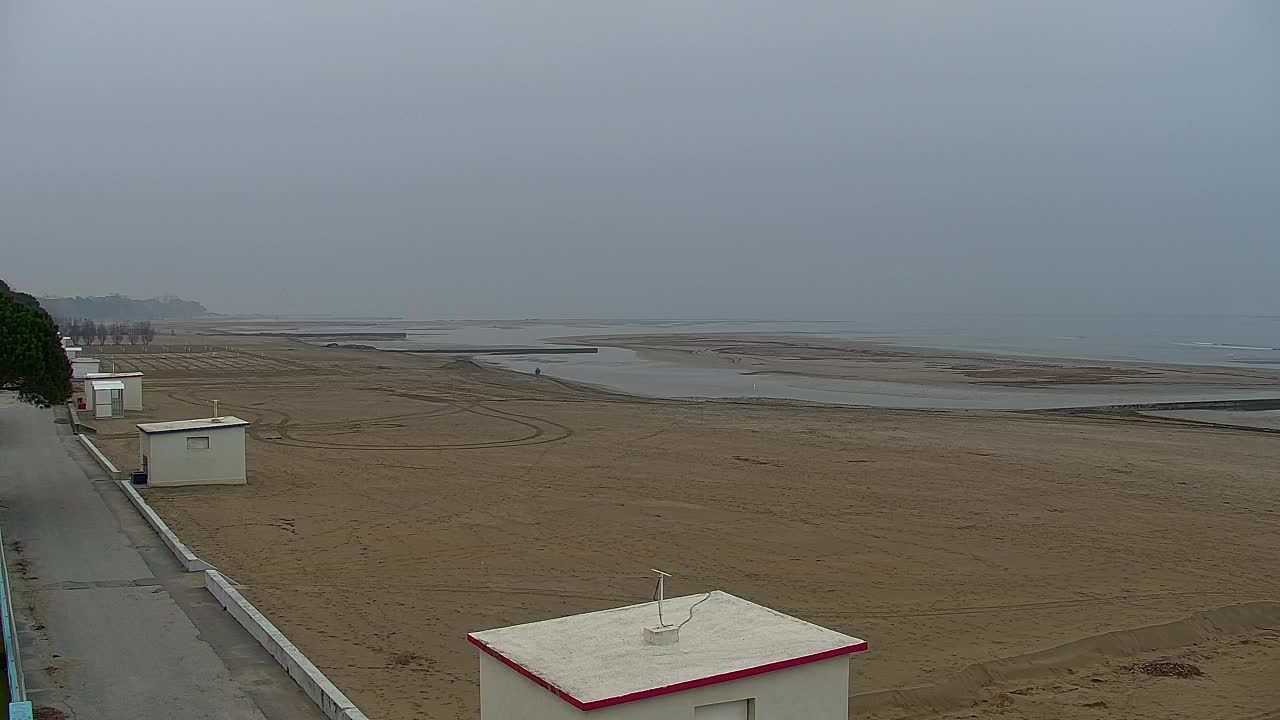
top-left (0, 394), bottom-right (324, 720)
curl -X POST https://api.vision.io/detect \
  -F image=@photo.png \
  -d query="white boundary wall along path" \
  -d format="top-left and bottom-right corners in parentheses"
top-left (77, 432), bottom-right (121, 478)
top-left (116, 480), bottom-right (212, 572)
top-left (206, 571), bottom-right (371, 720)
top-left (74, 433), bottom-right (371, 720)
top-left (76, 433), bottom-right (208, 570)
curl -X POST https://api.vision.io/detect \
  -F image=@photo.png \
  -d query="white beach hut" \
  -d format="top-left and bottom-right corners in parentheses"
top-left (468, 591), bottom-right (867, 720)
top-left (65, 346), bottom-right (82, 360)
top-left (70, 357), bottom-right (100, 379)
top-left (84, 372), bottom-right (144, 412)
top-left (136, 417), bottom-right (250, 487)
top-left (90, 380), bottom-right (125, 419)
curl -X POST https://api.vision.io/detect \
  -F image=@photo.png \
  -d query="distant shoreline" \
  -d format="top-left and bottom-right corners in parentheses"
top-left (184, 319), bottom-right (1280, 410)
top-left (471, 331), bottom-right (1280, 410)
top-left (324, 342), bottom-right (598, 356)
top-left (560, 332), bottom-right (1280, 388)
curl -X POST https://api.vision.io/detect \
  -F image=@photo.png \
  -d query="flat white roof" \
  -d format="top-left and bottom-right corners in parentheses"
top-left (468, 591), bottom-right (866, 711)
top-left (137, 417), bottom-right (250, 434)
top-left (65, 346), bottom-right (82, 352)
top-left (71, 357), bottom-right (100, 363)
top-left (91, 380), bottom-right (126, 390)
top-left (85, 372), bottom-right (144, 378)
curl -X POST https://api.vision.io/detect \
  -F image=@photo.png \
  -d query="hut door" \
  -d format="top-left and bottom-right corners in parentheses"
top-left (110, 389), bottom-right (124, 417)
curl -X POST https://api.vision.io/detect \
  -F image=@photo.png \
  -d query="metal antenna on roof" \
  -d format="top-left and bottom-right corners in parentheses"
top-left (212, 400), bottom-right (220, 421)
top-left (652, 569), bottom-right (672, 627)
top-left (644, 569), bottom-right (681, 646)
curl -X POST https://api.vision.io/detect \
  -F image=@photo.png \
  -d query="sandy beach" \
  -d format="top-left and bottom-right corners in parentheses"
top-left (83, 332), bottom-right (1280, 720)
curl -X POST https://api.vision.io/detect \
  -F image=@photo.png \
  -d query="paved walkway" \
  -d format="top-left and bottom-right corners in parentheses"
top-left (0, 395), bottom-right (324, 720)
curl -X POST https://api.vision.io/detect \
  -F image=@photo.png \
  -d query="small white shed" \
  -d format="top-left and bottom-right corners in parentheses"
top-left (84, 372), bottom-right (144, 412)
top-left (90, 380), bottom-right (125, 419)
top-left (65, 346), bottom-right (82, 360)
top-left (468, 591), bottom-right (867, 720)
top-left (71, 357), bottom-right (101, 379)
top-left (136, 417), bottom-right (250, 487)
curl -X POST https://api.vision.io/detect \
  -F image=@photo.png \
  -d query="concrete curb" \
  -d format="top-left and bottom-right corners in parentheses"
top-left (116, 480), bottom-right (212, 572)
top-left (65, 401), bottom-right (84, 434)
top-left (205, 571), bottom-right (370, 720)
top-left (76, 433), bottom-right (120, 477)
top-left (76, 426), bottom-right (370, 719)
top-left (76, 433), bottom-right (211, 572)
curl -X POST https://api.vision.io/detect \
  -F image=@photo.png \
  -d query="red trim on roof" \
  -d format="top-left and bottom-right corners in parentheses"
top-left (468, 634), bottom-right (867, 712)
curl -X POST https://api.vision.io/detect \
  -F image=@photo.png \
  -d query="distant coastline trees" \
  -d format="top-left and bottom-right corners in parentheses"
top-left (0, 279), bottom-right (73, 407)
top-left (39, 294), bottom-right (206, 322)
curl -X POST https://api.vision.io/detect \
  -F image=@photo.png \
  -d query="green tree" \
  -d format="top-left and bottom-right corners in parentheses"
top-left (0, 279), bottom-right (73, 407)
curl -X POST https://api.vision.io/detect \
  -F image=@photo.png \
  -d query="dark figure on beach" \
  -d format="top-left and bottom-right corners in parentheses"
top-left (534, 367), bottom-right (542, 376)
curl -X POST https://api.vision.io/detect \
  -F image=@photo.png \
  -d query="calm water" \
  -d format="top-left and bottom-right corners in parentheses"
top-left (254, 314), bottom-right (1280, 409)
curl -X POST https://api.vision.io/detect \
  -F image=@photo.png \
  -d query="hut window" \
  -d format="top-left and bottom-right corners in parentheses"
top-left (187, 436), bottom-right (211, 450)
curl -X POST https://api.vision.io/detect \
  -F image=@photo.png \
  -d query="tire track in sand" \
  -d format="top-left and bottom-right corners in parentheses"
top-left (165, 389), bottom-right (573, 451)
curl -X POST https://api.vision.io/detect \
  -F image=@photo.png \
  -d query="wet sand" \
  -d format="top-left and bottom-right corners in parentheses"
top-left (538, 333), bottom-right (1280, 408)
top-left (83, 333), bottom-right (1280, 719)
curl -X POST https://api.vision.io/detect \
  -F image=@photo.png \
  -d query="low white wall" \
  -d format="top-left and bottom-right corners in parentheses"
top-left (77, 433), bottom-right (120, 476)
top-left (76, 434), bottom-right (209, 571)
top-left (67, 402), bottom-right (84, 433)
top-left (116, 480), bottom-right (211, 572)
top-left (205, 571), bottom-right (370, 720)
top-left (79, 432), bottom-right (372, 720)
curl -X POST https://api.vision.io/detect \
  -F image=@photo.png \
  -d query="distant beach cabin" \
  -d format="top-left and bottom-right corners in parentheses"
top-left (89, 380), bottom-right (125, 419)
top-left (65, 346), bottom-right (82, 360)
top-left (136, 417), bottom-right (250, 487)
top-left (468, 591), bottom-right (867, 720)
top-left (70, 357), bottom-right (100, 379)
top-left (84, 372), bottom-right (144, 413)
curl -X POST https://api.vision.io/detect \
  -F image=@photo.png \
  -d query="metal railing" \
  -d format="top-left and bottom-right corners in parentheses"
top-left (0, 526), bottom-right (31, 718)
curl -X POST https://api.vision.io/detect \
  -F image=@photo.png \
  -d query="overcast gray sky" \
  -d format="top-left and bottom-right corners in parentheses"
top-left (2, 2), bottom-right (1277, 318)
